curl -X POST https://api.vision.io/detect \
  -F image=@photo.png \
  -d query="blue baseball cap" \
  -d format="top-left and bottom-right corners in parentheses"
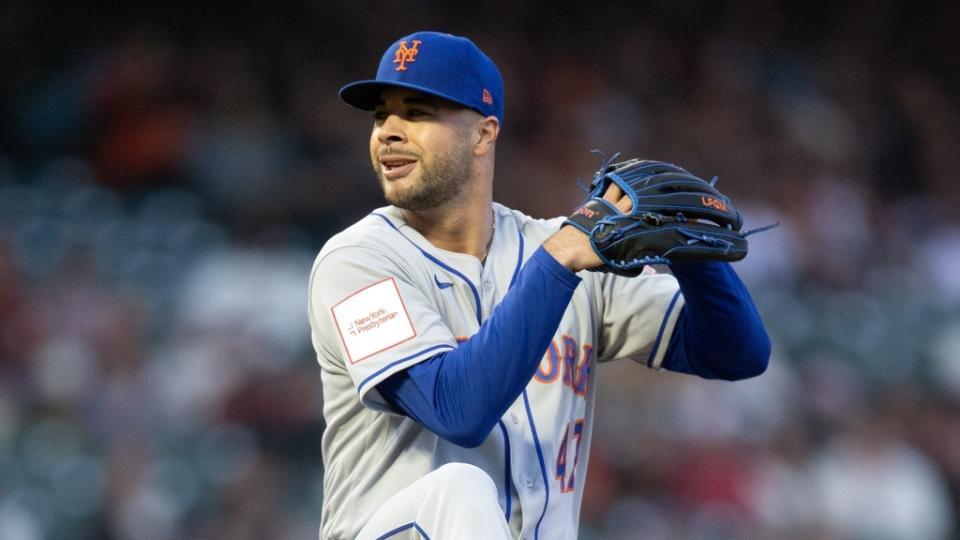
top-left (339, 31), bottom-right (504, 124)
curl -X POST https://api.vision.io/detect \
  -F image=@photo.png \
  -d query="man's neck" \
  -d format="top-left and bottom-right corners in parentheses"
top-left (402, 196), bottom-right (494, 261)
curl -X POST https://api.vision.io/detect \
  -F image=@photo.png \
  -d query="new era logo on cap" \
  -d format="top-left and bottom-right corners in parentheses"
top-left (339, 31), bottom-right (505, 124)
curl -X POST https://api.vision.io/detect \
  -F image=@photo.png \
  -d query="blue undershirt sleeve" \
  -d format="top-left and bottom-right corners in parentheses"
top-left (377, 246), bottom-right (581, 447)
top-left (660, 261), bottom-right (770, 380)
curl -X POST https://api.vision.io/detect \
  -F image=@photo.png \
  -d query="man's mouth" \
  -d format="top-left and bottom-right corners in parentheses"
top-left (380, 156), bottom-right (418, 180)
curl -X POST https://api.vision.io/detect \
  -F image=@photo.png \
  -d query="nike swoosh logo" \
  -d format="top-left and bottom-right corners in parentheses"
top-left (434, 275), bottom-right (454, 289)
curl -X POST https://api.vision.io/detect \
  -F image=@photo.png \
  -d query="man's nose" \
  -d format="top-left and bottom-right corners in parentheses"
top-left (377, 114), bottom-right (407, 144)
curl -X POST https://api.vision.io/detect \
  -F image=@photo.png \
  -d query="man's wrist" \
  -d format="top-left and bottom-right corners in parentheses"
top-left (543, 225), bottom-right (599, 272)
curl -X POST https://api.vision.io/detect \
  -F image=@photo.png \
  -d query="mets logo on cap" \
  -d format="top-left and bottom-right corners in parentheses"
top-left (393, 40), bottom-right (422, 71)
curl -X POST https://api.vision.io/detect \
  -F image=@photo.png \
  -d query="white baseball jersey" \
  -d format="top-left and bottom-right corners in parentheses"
top-left (308, 202), bottom-right (684, 540)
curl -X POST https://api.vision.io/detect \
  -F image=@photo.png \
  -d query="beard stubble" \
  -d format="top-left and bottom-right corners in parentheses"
top-left (377, 140), bottom-right (473, 212)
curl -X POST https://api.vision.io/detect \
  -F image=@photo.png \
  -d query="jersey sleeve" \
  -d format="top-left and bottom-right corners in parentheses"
top-left (593, 268), bottom-right (685, 368)
top-left (308, 245), bottom-right (458, 411)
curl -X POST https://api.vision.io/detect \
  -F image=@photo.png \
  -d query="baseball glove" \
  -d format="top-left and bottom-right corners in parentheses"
top-left (563, 153), bottom-right (775, 277)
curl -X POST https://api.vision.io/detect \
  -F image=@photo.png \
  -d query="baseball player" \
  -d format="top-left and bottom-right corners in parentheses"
top-left (308, 31), bottom-right (771, 539)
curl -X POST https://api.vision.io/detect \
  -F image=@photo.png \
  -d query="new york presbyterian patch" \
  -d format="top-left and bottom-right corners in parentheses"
top-left (331, 277), bottom-right (416, 364)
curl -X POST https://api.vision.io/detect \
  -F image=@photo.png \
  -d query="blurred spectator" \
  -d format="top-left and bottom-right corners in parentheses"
top-left (811, 414), bottom-right (954, 539)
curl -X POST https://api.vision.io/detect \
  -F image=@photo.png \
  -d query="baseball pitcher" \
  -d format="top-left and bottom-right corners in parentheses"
top-left (308, 31), bottom-right (772, 540)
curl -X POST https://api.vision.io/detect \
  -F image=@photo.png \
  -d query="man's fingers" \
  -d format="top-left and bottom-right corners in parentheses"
top-left (602, 183), bottom-right (622, 203)
top-left (602, 183), bottom-right (632, 213)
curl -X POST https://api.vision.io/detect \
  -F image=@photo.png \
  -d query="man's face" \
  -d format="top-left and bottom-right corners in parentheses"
top-left (369, 88), bottom-right (477, 211)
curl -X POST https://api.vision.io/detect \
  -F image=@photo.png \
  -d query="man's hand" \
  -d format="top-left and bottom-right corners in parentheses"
top-left (560, 157), bottom-right (769, 276)
top-left (543, 183), bottom-right (631, 272)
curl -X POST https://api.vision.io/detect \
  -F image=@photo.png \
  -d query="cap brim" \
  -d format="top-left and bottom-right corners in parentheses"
top-left (339, 80), bottom-right (474, 113)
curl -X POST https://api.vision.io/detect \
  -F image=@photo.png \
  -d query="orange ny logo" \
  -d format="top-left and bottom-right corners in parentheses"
top-left (393, 40), bottom-right (422, 71)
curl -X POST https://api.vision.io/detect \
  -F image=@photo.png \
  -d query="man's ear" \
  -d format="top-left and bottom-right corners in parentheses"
top-left (474, 116), bottom-right (499, 156)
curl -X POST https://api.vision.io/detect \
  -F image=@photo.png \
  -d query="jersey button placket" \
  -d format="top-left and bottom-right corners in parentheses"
top-left (479, 278), bottom-right (498, 319)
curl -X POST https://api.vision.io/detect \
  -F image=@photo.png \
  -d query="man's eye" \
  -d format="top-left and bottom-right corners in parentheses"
top-left (407, 108), bottom-right (429, 118)
top-left (373, 111), bottom-right (388, 121)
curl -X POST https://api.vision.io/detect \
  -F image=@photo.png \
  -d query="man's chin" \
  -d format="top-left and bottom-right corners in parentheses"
top-left (380, 173), bottom-right (416, 196)
top-left (378, 169), bottom-right (463, 211)
top-left (382, 185), bottom-right (418, 209)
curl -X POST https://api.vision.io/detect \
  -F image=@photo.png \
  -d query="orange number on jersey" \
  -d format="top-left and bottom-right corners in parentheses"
top-left (555, 418), bottom-right (585, 493)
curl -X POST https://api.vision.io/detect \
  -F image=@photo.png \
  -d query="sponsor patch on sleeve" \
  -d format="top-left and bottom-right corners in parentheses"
top-left (331, 277), bottom-right (416, 364)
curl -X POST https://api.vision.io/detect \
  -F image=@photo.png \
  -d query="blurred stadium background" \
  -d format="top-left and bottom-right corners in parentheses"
top-left (1, 1), bottom-right (959, 538)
